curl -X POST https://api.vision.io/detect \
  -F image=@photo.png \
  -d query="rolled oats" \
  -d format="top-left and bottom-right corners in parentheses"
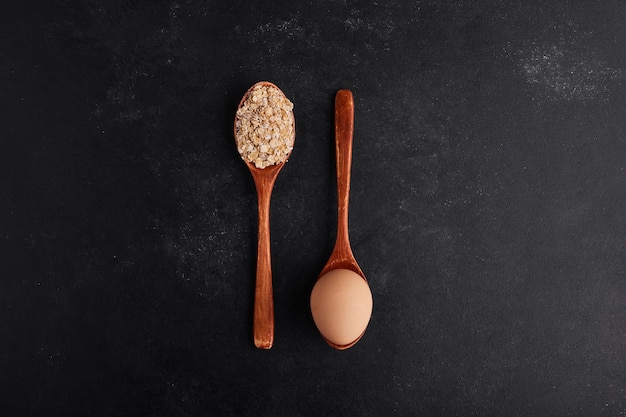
top-left (235, 84), bottom-right (295, 169)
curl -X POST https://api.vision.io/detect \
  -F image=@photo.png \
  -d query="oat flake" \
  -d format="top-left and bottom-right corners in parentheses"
top-left (235, 84), bottom-right (295, 169)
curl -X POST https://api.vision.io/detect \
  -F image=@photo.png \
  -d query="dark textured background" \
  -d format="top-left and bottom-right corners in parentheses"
top-left (2, 0), bottom-right (625, 415)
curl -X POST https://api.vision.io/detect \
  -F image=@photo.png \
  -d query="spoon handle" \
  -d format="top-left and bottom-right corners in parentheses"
top-left (252, 174), bottom-right (276, 349)
top-left (334, 90), bottom-right (355, 255)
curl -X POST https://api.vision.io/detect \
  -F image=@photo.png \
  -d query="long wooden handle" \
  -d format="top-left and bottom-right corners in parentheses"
top-left (252, 174), bottom-right (275, 349)
top-left (334, 89), bottom-right (355, 252)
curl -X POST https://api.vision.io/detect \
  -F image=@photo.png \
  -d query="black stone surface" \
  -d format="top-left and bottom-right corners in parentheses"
top-left (2, 1), bottom-right (625, 415)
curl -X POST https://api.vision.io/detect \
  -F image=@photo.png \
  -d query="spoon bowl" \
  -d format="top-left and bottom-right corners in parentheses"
top-left (310, 90), bottom-right (373, 350)
top-left (234, 81), bottom-right (295, 349)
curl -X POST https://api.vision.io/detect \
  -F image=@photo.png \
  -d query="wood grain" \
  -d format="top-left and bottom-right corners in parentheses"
top-left (249, 163), bottom-right (283, 349)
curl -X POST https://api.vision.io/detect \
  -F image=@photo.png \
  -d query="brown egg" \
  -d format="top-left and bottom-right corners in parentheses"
top-left (310, 268), bottom-right (373, 347)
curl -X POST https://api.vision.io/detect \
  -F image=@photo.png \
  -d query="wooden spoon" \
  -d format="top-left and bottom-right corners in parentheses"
top-left (234, 81), bottom-right (295, 349)
top-left (318, 90), bottom-right (364, 279)
top-left (312, 89), bottom-right (373, 350)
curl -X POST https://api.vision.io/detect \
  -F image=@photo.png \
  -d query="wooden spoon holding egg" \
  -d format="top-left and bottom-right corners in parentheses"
top-left (310, 90), bottom-right (373, 350)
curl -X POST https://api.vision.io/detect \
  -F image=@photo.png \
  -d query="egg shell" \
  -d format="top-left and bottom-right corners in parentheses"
top-left (310, 268), bottom-right (373, 347)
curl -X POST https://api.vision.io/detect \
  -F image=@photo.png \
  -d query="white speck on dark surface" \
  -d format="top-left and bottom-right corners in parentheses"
top-left (512, 27), bottom-right (624, 102)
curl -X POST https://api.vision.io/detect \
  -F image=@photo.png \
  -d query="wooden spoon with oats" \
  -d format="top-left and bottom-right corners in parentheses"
top-left (234, 81), bottom-right (295, 349)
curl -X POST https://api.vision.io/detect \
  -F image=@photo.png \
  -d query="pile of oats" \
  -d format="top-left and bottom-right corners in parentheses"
top-left (235, 84), bottom-right (295, 169)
